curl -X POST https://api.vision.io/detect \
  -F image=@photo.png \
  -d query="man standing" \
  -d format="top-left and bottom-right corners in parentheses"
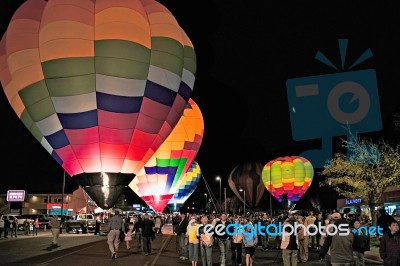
top-left (379, 220), bottom-right (400, 266)
top-left (141, 213), bottom-right (155, 255)
top-left (107, 210), bottom-right (123, 259)
top-left (198, 215), bottom-right (213, 266)
top-left (176, 213), bottom-right (189, 261)
top-left (230, 216), bottom-right (243, 266)
top-left (49, 216), bottom-right (61, 246)
top-left (305, 211), bottom-right (317, 249)
top-left (215, 213), bottom-right (232, 266)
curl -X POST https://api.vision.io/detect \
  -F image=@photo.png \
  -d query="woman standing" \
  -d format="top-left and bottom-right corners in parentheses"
top-left (186, 215), bottom-right (199, 266)
top-left (242, 223), bottom-right (258, 266)
top-left (33, 218), bottom-right (40, 236)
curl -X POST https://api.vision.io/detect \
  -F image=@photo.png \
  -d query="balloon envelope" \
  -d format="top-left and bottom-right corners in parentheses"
top-left (129, 98), bottom-right (204, 212)
top-left (0, 0), bottom-right (196, 209)
top-left (168, 160), bottom-right (201, 205)
top-left (262, 156), bottom-right (314, 202)
top-left (228, 162), bottom-right (265, 208)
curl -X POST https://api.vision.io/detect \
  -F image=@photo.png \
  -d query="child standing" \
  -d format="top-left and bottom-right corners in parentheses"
top-left (124, 223), bottom-right (134, 249)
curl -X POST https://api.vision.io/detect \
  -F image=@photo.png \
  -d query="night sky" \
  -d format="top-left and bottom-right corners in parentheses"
top-left (1, 1), bottom-right (400, 211)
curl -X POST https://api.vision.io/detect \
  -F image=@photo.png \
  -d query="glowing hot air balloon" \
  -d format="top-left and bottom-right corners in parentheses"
top-left (0, 0), bottom-right (196, 209)
top-left (129, 98), bottom-right (204, 212)
top-left (228, 162), bottom-right (265, 209)
top-left (262, 156), bottom-right (314, 202)
top-left (168, 160), bottom-right (201, 205)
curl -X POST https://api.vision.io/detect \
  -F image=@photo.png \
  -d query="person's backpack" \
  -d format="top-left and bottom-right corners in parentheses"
top-left (200, 234), bottom-right (214, 247)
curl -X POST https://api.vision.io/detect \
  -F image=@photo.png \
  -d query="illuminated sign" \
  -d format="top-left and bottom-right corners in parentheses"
top-left (7, 190), bottom-right (25, 202)
top-left (345, 198), bottom-right (362, 205)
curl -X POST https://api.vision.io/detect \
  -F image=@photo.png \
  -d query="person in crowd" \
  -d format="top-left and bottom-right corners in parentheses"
top-left (314, 212), bottom-right (324, 250)
top-left (243, 223), bottom-right (257, 266)
top-left (133, 215), bottom-right (143, 249)
top-left (275, 213), bottom-right (285, 249)
top-left (107, 210), bottom-right (123, 259)
top-left (49, 216), bottom-right (61, 245)
top-left (230, 216), bottom-right (243, 266)
top-left (24, 218), bottom-right (30, 235)
top-left (281, 213), bottom-right (298, 266)
top-left (297, 215), bottom-right (309, 263)
top-left (0, 217), bottom-right (4, 238)
top-left (379, 220), bottom-right (400, 266)
top-left (187, 215), bottom-right (199, 266)
top-left (3, 217), bottom-right (10, 238)
top-left (377, 208), bottom-right (395, 237)
top-left (350, 219), bottom-right (369, 266)
top-left (141, 213), bottom-right (155, 256)
top-left (94, 216), bottom-right (101, 235)
top-left (10, 218), bottom-right (17, 238)
top-left (320, 213), bottom-right (354, 266)
top-left (176, 213), bottom-right (189, 261)
top-left (260, 214), bottom-right (270, 251)
top-left (198, 215), bottom-right (213, 266)
top-left (124, 222), bottom-right (134, 249)
top-left (33, 218), bottom-right (40, 236)
top-left (215, 213), bottom-right (232, 266)
top-left (305, 211), bottom-right (317, 249)
top-left (154, 214), bottom-right (163, 236)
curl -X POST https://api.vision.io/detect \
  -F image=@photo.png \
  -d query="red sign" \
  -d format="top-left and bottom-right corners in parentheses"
top-left (47, 203), bottom-right (68, 209)
top-left (7, 190), bottom-right (25, 202)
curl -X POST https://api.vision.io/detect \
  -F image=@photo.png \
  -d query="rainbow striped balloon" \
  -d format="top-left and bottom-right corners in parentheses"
top-left (129, 98), bottom-right (204, 212)
top-left (262, 156), bottom-right (314, 202)
top-left (169, 160), bottom-right (201, 205)
top-left (0, 0), bottom-right (196, 209)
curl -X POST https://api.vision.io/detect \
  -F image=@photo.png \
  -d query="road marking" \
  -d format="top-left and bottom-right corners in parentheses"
top-left (149, 235), bottom-right (172, 266)
top-left (34, 242), bottom-right (102, 266)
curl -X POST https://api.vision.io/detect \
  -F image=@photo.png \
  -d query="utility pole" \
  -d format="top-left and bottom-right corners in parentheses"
top-left (60, 170), bottom-right (65, 234)
top-left (224, 188), bottom-right (227, 214)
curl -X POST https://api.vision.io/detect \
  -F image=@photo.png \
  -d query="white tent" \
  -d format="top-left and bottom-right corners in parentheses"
top-left (94, 207), bottom-right (104, 213)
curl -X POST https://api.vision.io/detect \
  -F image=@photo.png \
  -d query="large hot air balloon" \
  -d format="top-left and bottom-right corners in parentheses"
top-left (128, 98), bottom-right (204, 212)
top-left (228, 162), bottom-right (265, 209)
top-left (262, 156), bottom-right (314, 202)
top-left (0, 0), bottom-right (196, 209)
top-left (168, 160), bottom-right (201, 205)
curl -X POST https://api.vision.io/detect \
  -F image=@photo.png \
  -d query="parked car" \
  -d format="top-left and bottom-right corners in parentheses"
top-left (392, 209), bottom-right (400, 222)
top-left (0, 214), bottom-right (34, 231)
top-left (21, 214), bottom-right (52, 229)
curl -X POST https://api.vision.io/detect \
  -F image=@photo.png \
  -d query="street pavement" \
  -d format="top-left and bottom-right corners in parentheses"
top-left (0, 225), bottom-right (383, 265)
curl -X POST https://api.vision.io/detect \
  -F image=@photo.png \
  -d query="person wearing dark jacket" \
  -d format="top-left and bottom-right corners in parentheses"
top-left (377, 209), bottom-right (395, 237)
top-left (379, 220), bottom-right (400, 266)
top-left (176, 213), bottom-right (189, 260)
top-left (320, 217), bottom-right (354, 265)
top-left (215, 213), bottom-right (232, 266)
top-left (140, 214), bottom-right (155, 256)
top-left (350, 219), bottom-right (369, 266)
top-left (133, 216), bottom-right (143, 248)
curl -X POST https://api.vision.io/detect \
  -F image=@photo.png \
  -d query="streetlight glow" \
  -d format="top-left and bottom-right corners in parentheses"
top-left (216, 176), bottom-right (222, 206)
top-left (239, 188), bottom-right (245, 216)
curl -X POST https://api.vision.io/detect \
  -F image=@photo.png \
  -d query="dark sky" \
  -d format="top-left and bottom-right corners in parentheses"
top-left (1, 1), bottom-right (400, 211)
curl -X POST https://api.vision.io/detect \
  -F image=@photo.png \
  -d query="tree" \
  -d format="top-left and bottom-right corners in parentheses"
top-left (319, 131), bottom-right (400, 226)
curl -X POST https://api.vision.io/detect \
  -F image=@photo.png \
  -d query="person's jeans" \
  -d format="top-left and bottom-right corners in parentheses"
top-left (282, 249), bottom-right (298, 266)
top-left (52, 228), bottom-right (60, 245)
top-left (188, 242), bottom-right (199, 262)
top-left (298, 236), bottom-right (309, 262)
top-left (353, 251), bottom-right (365, 266)
top-left (142, 236), bottom-right (152, 254)
top-left (261, 234), bottom-right (269, 249)
top-left (200, 244), bottom-right (212, 266)
top-left (178, 234), bottom-right (188, 258)
top-left (107, 229), bottom-right (120, 254)
top-left (231, 242), bottom-right (242, 266)
top-left (218, 239), bottom-right (231, 266)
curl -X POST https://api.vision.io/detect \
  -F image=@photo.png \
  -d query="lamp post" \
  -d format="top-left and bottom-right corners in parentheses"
top-left (216, 176), bottom-right (222, 205)
top-left (239, 188), bottom-right (245, 216)
top-left (204, 193), bottom-right (208, 212)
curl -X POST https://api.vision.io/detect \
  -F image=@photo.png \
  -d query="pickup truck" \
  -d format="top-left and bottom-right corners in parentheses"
top-left (0, 214), bottom-right (34, 231)
top-left (64, 214), bottom-right (96, 233)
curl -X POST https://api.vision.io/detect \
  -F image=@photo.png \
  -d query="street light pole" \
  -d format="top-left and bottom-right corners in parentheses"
top-left (204, 193), bottom-right (208, 212)
top-left (239, 188), bottom-right (245, 216)
top-left (216, 176), bottom-right (221, 205)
